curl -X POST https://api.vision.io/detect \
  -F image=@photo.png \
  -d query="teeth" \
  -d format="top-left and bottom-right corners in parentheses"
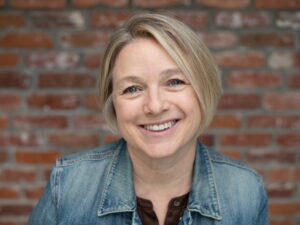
top-left (144, 120), bottom-right (176, 131)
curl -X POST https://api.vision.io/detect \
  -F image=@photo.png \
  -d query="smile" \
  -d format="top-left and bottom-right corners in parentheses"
top-left (142, 120), bottom-right (178, 131)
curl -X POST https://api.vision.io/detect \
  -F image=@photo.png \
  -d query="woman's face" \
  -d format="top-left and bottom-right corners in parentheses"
top-left (112, 38), bottom-right (202, 160)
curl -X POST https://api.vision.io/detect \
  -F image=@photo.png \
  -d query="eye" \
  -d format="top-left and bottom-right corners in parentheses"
top-left (167, 79), bottom-right (185, 87)
top-left (122, 86), bottom-right (142, 95)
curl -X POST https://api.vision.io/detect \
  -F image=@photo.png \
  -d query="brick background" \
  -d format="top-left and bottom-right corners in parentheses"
top-left (0, 0), bottom-right (299, 224)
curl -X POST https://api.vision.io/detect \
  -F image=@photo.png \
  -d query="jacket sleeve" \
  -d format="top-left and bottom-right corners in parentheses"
top-left (256, 178), bottom-right (269, 225)
top-left (27, 167), bottom-right (59, 225)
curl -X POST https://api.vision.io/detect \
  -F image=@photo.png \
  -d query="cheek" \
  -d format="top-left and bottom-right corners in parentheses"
top-left (114, 99), bottom-right (141, 123)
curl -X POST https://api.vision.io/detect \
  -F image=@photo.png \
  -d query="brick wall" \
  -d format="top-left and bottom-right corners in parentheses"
top-left (0, 0), bottom-right (299, 224)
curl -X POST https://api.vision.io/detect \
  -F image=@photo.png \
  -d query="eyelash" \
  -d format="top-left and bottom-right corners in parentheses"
top-left (122, 86), bottom-right (142, 95)
top-left (167, 79), bottom-right (186, 87)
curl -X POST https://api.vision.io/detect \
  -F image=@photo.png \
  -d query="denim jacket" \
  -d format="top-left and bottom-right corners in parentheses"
top-left (28, 139), bottom-right (269, 225)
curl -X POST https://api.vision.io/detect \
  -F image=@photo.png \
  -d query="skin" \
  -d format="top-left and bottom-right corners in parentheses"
top-left (112, 38), bottom-right (202, 225)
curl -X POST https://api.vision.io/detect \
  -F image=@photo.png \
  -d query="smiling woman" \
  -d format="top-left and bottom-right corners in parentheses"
top-left (27, 14), bottom-right (269, 225)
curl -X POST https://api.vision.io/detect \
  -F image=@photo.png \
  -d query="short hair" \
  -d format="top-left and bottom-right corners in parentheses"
top-left (98, 13), bottom-right (222, 134)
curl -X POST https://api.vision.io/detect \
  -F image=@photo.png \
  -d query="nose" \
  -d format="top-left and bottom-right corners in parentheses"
top-left (143, 87), bottom-right (169, 115)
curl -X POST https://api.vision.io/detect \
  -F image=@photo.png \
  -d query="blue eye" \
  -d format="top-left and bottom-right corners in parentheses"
top-left (168, 79), bottom-right (185, 87)
top-left (123, 86), bottom-right (141, 94)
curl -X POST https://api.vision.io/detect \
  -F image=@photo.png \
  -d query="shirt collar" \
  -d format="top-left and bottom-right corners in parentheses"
top-left (97, 140), bottom-right (222, 220)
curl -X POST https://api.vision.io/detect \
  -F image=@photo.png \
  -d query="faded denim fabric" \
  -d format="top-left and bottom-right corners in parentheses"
top-left (28, 139), bottom-right (269, 225)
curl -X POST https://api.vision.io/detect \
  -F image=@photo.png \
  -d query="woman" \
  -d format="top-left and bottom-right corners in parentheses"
top-left (28, 13), bottom-right (269, 225)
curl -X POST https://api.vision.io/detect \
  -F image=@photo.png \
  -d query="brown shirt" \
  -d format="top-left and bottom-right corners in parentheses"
top-left (137, 193), bottom-right (189, 225)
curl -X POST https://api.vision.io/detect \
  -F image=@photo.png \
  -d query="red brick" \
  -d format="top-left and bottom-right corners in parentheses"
top-left (104, 134), bottom-right (122, 144)
top-left (38, 72), bottom-right (95, 88)
top-left (30, 11), bottom-right (85, 28)
top-left (0, 115), bottom-right (8, 129)
top-left (256, 0), bottom-right (300, 8)
top-left (0, 133), bottom-right (42, 147)
top-left (48, 133), bottom-right (99, 148)
top-left (198, 134), bottom-right (214, 147)
top-left (266, 183), bottom-right (294, 198)
top-left (220, 150), bottom-right (241, 160)
top-left (91, 11), bottom-right (133, 28)
top-left (0, 13), bottom-right (24, 28)
top-left (270, 219), bottom-right (292, 225)
top-left (209, 114), bottom-right (241, 128)
top-left (289, 74), bottom-right (300, 88)
top-left (0, 204), bottom-right (33, 216)
top-left (218, 93), bottom-right (260, 109)
top-left (0, 169), bottom-right (37, 182)
top-left (84, 52), bottom-right (103, 69)
top-left (0, 53), bottom-right (19, 67)
top-left (214, 51), bottom-right (265, 68)
top-left (197, 0), bottom-right (249, 8)
top-left (60, 31), bottom-right (111, 48)
top-left (0, 222), bottom-right (17, 225)
top-left (216, 12), bottom-right (271, 28)
top-left (227, 71), bottom-right (282, 88)
top-left (165, 11), bottom-right (209, 28)
top-left (264, 93), bottom-right (300, 110)
top-left (0, 152), bottom-right (7, 162)
top-left (278, 134), bottom-right (300, 147)
top-left (14, 115), bottom-right (68, 129)
top-left (84, 92), bottom-right (99, 109)
top-left (269, 202), bottom-right (300, 215)
top-left (248, 114), bottom-right (300, 129)
top-left (0, 186), bottom-right (20, 198)
top-left (220, 133), bottom-right (272, 146)
top-left (0, 93), bottom-right (21, 111)
top-left (73, 114), bottom-right (105, 129)
top-left (133, 0), bottom-right (190, 7)
top-left (25, 186), bottom-right (45, 199)
top-left (268, 168), bottom-right (300, 181)
top-left (0, 0), bottom-right (4, 6)
top-left (198, 31), bottom-right (237, 49)
top-left (24, 52), bottom-right (79, 69)
top-left (0, 71), bottom-right (30, 88)
top-left (240, 33), bottom-right (294, 47)
top-left (246, 149), bottom-right (297, 163)
top-left (294, 51), bottom-right (300, 68)
top-left (11, 0), bottom-right (66, 9)
top-left (276, 12), bottom-right (300, 29)
top-left (27, 93), bottom-right (80, 110)
top-left (73, 0), bottom-right (128, 7)
top-left (16, 151), bottom-right (61, 164)
top-left (0, 32), bottom-right (53, 48)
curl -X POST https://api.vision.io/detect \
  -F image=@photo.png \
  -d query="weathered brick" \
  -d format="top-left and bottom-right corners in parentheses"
top-left (60, 31), bottom-right (111, 48)
top-left (0, 115), bottom-right (9, 129)
top-left (218, 93), bottom-right (260, 109)
top-left (25, 186), bottom-right (44, 199)
top-left (0, 53), bottom-right (19, 67)
top-left (198, 134), bottom-right (214, 147)
top-left (0, 0), bottom-right (4, 6)
top-left (278, 134), bottom-right (300, 147)
top-left (91, 11), bottom-right (133, 28)
top-left (0, 32), bottom-right (53, 48)
top-left (48, 133), bottom-right (99, 148)
top-left (27, 93), bottom-right (80, 110)
top-left (216, 12), bottom-right (271, 28)
top-left (294, 51), bottom-right (300, 68)
top-left (11, 0), bottom-right (66, 9)
top-left (246, 149), bottom-right (297, 163)
top-left (84, 52), bottom-right (102, 69)
top-left (30, 11), bottom-right (84, 28)
top-left (240, 33), bottom-right (294, 47)
top-left (0, 152), bottom-right (8, 163)
top-left (209, 114), bottom-right (241, 128)
top-left (264, 93), bottom-right (300, 110)
top-left (0, 186), bottom-right (20, 199)
top-left (73, 114), bottom-right (105, 129)
top-left (270, 219), bottom-right (292, 225)
top-left (219, 150), bottom-right (241, 160)
top-left (289, 74), bottom-right (300, 88)
top-left (38, 73), bottom-right (95, 88)
top-left (214, 51), bottom-right (265, 68)
top-left (0, 221), bottom-right (17, 225)
top-left (0, 204), bottom-right (33, 216)
top-left (269, 203), bottom-right (300, 215)
top-left (84, 92), bottom-right (99, 110)
top-left (16, 151), bottom-right (61, 164)
top-left (268, 168), bottom-right (300, 181)
top-left (0, 13), bottom-right (24, 28)
top-left (248, 114), bottom-right (300, 129)
top-left (0, 133), bottom-right (43, 147)
top-left (72, 0), bottom-right (128, 7)
top-left (256, 0), bottom-right (300, 8)
top-left (197, 0), bottom-right (250, 8)
top-left (198, 31), bottom-right (237, 49)
top-left (24, 52), bottom-right (79, 69)
top-left (133, 0), bottom-right (190, 7)
top-left (227, 71), bottom-right (282, 88)
top-left (104, 133), bottom-right (121, 144)
top-left (220, 133), bottom-right (272, 146)
top-left (0, 93), bottom-right (21, 111)
top-left (0, 169), bottom-right (37, 182)
top-left (276, 12), bottom-right (300, 30)
top-left (0, 71), bottom-right (31, 88)
top-left (165, 11), bottom-right (209, 28)
top-left (266, 183), bottom-right (294, 198)
top-left (268, 51), bottom-right (293, 69)
top-left (14, 115), bottom-right (68, 129)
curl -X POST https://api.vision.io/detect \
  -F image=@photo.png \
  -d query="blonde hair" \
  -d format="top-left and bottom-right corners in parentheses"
top-left (98, 13), bottom-right (222, 134)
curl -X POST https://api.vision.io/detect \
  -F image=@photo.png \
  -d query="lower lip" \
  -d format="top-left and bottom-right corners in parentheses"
top-left (139, 120), bottom-right (179, 136)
